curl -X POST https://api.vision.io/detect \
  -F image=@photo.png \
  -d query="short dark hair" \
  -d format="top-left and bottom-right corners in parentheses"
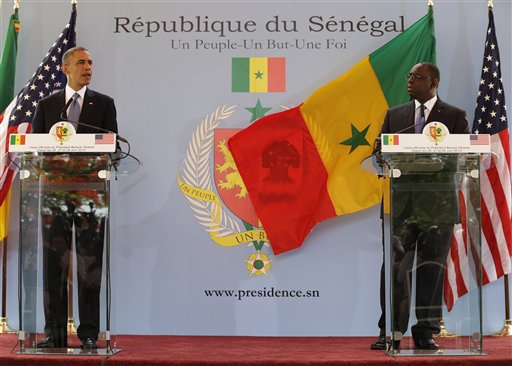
top-left (420, 62), bottom-right (440, 82)
top-left (62, 46), bottom-right (89, 65)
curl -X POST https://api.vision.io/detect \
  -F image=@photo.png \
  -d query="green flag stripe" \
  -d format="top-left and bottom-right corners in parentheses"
top-left (369, 10), bottom-right (436, 109)
top-left (232, 57), bottom-right (250, 92)
top-left (0, 12), bottom-right (20, 111)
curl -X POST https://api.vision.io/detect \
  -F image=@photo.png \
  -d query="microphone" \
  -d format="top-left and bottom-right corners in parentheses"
top-left (59, 97), bottom-right (128, 143)
top-left (59, 95), bottom-right (74, 121)
top-left (373, 115), bottom-right (430, 155)
top-left (392, 119), bottom-right (426, 135)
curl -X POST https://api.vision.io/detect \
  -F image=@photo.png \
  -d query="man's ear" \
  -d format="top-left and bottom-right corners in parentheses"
top-left (431, 78), bottom-right (439, 90)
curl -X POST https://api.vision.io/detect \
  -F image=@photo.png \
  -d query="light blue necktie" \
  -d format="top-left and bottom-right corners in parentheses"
top-left (67, 92), bottom-right (80, 129)
top-left (414, 104), bottom-right (426, 134)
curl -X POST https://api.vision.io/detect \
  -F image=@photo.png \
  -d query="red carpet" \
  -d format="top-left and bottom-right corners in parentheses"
top-left (1, 334), bottom-right (511, 365)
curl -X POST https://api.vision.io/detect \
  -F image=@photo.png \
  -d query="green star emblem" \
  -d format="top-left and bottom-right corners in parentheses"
top-left (254, 70), bottom-right (264, 79)
top-left (340, 124), bottom-right (371, 153)
top-left (245, 99), bottom-right (272, 122)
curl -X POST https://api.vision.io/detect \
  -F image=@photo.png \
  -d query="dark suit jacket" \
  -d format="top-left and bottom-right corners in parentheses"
top-left (380, 98), bottom-right (469, 135)
top-left (32, 88), bottom-right (118, 134)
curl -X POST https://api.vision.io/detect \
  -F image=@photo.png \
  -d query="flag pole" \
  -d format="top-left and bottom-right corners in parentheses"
top-left (492, 275), bottom-right (512, 336)
top-left (67, 252), bottom-right (77, 335)
top-left (0, 235), bottom-right (15, 333)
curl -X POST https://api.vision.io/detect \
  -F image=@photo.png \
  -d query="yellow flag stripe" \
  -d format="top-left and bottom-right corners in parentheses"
top-left (300, 57), bottom-right (388, 216)
top-left (0, 188), bottom-right (12, 240)
top-left (249, 57), bottom-right (268, 92)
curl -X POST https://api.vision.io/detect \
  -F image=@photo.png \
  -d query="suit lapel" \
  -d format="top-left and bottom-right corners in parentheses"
top-left (78, 89), bottom-right (95, 132)
top-left (53, 90), bottom-right (66, 118)
top-left (427, 98), bottom-right (445, 123)
top-left (402, 101), bottom-right (415, 133)
top-left (50, 91), bottom-right (66, 129)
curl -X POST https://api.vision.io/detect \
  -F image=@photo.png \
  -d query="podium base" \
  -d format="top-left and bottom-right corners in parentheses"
top-left (67, 317), bottom-right (77, 335)
top-left (491, 319), bottom-right (512, 337)
top-left (434, 320), bottom-right (457, 338)
top-left (0, 317), bottom-right (16, 333)
top-left (18, 347), bottom-right (122, 356)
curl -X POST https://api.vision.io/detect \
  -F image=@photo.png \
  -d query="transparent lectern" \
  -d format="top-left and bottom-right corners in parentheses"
top-left (376, 128), bottom-right (490, 356)
top-left (8, 125), bottom-right (140, 355)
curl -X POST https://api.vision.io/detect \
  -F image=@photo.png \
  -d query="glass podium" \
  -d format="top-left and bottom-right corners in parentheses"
top-left (14, 148), bottom-right (140, 355)
top-left (384, 152), bottom-right (483, 356)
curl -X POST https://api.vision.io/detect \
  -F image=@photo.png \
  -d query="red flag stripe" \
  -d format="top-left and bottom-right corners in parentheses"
top-left (0, 99), bottom-right (17, 204)
top-left (444, 228), bottom-right (463, 310)
top-left (480, 188), bottom-right (504, 281)
top-left (499, 128), bottom-right (512, 169)
top-left (479, 199), bottom-right (495, 283)
top-left (455, 192), bottom-right (470, 298)
top-left (444, 190), bottom-right (470, 311)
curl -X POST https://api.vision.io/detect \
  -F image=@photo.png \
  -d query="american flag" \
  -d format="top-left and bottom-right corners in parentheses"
top-left (0, 7), bottom-right (76, 206)
top-left (95, 134), bottom-right (115, 145)
top-left (444, 9), bottom-right (511, 311)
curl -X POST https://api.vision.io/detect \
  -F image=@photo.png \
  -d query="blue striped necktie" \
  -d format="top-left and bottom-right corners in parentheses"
top-left (67, 92), bottom-right (80, 129)
top-left (414, 104), bottom-right (426, 134)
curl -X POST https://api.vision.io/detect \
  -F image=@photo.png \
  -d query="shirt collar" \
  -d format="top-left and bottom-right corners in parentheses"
top-left (414, 95), bottom-right (437, 112)
top-left (65, 85), bottom-right (87, 101)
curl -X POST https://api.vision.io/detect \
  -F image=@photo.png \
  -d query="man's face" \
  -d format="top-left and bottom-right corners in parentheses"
top-left (62, 50), bottom-right (93, 91)
top-left (406, 64), bottom-right (437, 103)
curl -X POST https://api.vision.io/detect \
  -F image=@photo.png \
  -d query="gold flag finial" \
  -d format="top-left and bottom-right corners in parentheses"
top-left (428, 0), bottom-right (434, 8)
top-left (71, 0), bottom-right (77, 5)
top-left (14, 0), bottom-right (20, 10)
top-left (488, 0), bottom-right (493, 9)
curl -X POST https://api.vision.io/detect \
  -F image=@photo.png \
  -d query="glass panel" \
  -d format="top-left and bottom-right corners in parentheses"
top-left (385, 153), bottom-right (482, 356)
top-left (18, 153), bottom-right (118, 355)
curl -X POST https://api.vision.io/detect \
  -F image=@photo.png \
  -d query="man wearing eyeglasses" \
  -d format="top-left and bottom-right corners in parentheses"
top-left (371, 62), bottom-right (469, 351)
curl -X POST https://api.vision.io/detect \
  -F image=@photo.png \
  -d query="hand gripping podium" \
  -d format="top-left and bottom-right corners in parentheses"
top-left (8, 123), bottom-right (140, 355)
top-left (376, 123), bottom-right (491, 356)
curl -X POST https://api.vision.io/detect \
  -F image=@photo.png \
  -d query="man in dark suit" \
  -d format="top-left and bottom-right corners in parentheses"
top-left (32, 49), bottom-right (117, 135)
top-left (371, 62), bottom-right (469, 351)
top-left (32, 46), bottom-right (118, 350)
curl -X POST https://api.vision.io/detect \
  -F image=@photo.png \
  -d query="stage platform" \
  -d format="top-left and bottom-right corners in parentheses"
top-left (1, 333), bottom-right (511, 365)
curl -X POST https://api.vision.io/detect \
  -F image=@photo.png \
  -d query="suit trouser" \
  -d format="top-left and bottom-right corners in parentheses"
top-left (42, 211), bottom-right (104, 342)
top-left (378, 224), bottom-right (453, 339)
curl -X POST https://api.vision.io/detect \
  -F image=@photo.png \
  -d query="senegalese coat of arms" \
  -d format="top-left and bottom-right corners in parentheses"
top-left (177, 105), bottom-right (272, 276)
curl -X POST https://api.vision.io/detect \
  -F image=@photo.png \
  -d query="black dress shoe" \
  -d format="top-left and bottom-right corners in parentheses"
top-left (36, 336), bottom-right (68, 348)
top-left (414, 337), bottom-right (439, 350)
top-left (390, 339), bottom-right (400, 350)
top-left (81, 337), bottom-right (98, 349)
top-left (370, 336), bottom-right (387, 350)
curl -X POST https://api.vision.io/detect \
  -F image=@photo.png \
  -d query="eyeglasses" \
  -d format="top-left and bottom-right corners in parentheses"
top-left (406, 73), bottom-right (432, 81)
